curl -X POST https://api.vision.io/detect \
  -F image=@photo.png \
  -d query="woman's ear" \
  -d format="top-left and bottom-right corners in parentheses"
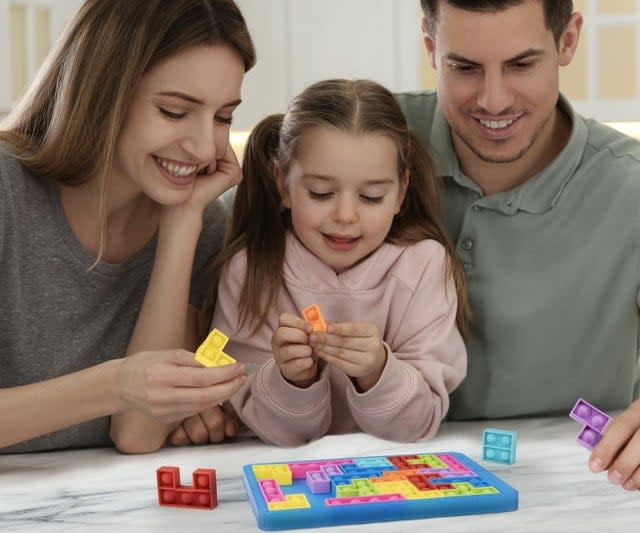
top-left (274, 163), bottom-right (291, 208)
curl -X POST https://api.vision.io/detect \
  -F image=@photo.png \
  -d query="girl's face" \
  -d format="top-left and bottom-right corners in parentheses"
top-left (278, 126), bottom-right (407, 274)
top-left (112, 44), bottom-right (245, 206)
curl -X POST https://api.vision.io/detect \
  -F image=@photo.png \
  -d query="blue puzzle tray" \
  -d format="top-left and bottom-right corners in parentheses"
top-left (242, 451), bottom-right (518, 530)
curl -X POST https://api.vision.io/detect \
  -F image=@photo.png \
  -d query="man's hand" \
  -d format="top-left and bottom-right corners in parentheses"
top-left (589, 399), bottom-right (640, 490)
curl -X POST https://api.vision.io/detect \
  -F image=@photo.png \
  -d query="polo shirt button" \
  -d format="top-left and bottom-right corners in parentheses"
top-left (462, 239), bottom-right (473, 251)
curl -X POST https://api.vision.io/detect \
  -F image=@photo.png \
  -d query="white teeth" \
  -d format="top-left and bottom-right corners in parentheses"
top-left (156, 157), bottom-right (197, 177)
top-left (480, 118), bottom-right (515, 129)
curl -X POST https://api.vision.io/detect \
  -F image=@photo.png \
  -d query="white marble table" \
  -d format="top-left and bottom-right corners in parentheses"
top-left (1, 416), bottom-right (638, 532)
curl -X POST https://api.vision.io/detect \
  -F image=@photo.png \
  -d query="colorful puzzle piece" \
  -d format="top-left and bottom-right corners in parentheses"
top-left (242, 452), bottom-right (518, 530)
top-left (482, 429), bottom-right (517, 465)
top-left (156, 466), bottom-right (217, 510)
top-left (195, 328), bottom-right (237, 367)
top-left (302, 304), bottom-right (327, 333)
top-left (569, 398), bottom-right (611, 450)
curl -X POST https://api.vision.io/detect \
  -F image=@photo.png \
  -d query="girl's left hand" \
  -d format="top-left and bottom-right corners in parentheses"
top-left (589, 399), bottom-right (640, 490)
top-left (309, 322), bottom-right (387, 392)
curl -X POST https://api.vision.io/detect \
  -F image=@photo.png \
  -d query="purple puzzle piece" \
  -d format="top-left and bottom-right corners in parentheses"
top-left (569, 398), bottom-right (611, 430)
top-left (576, 424), bottom-right (604, 451)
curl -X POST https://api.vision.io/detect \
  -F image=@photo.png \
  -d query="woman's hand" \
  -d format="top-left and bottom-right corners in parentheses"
top-left (166, 404), bottom-right (239, 446)
top-left (116, 349), bottom-right (246, 423)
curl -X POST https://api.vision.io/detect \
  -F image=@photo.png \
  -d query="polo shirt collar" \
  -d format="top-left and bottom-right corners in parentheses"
top-left (431, 94), bottom-right (588, 215)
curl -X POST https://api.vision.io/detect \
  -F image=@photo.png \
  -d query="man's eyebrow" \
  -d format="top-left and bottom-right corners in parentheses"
top-left (445, 48), bottom-right (545, 66)
top-left (157, 91), bottom-right (242, 108)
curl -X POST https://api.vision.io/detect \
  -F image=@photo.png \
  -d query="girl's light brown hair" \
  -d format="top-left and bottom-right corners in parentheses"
top-left (207, 79), bottom-right (469, 335)
top-left (0, 0), bottom-right (255, 260)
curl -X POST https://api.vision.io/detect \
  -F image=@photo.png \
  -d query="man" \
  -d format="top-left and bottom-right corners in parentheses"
top-left (396, 0), bottom-right (640, 490)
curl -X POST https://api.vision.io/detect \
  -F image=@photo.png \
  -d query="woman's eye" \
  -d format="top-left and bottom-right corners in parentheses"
top-left (157, 106), bottom-right (187, 120)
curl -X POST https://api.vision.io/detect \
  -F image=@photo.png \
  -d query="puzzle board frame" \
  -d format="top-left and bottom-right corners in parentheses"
top-left (242, 451), bottom-right (518, 530)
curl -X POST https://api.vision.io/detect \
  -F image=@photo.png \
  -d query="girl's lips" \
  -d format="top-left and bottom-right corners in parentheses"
top-left (323, 233), bottom-right (360, 251)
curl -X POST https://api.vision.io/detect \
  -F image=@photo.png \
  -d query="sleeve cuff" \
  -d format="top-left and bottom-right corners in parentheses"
top-left (255, 358), bottom-right (331, 416)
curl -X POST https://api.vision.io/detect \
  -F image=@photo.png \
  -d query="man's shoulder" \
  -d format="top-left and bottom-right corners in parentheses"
top-left (581, 117), bottom-right (640, 168)
top-left (395, 89), bottom-right (438, 119)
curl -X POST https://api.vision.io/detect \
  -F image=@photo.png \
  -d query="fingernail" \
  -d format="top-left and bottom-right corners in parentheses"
top-left (608, 470), bottom-right (623, 485)
top-left (623, 479), bottom-right (636, 491)
top-left (589, 457), bottom-right (604, 472)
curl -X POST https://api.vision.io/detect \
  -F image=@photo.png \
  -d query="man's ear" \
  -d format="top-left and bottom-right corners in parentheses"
top-left (274, 164), bottom-right (291, 208)
top-left (421, 17), bottom-right (436, 69)
top-left (558, 12), bottom-right (583, 66)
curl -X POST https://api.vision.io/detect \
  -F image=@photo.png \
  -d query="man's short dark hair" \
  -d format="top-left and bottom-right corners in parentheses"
top-left (421, 0), bottom-right (573, 43)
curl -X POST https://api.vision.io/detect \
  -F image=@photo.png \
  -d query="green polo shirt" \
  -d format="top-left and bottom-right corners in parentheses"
top-left (397, 90), bottom-right (640, 420)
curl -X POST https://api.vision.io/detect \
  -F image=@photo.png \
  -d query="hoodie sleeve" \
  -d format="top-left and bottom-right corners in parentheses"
top-left (345, 243), bottom-right (467, 442)
top-left (212, 251), bottom-right (333, 446)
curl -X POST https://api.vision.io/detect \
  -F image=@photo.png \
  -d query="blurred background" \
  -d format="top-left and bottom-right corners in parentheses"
top-left (1, 0), bottom-right (640, 153)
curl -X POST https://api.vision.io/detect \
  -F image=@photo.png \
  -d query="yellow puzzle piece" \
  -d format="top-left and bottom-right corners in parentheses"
top-left (195, 328), bottom-right (237, 367)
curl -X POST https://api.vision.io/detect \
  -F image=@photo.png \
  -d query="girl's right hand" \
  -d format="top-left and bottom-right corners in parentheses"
top-left (116, 349), bottom-right (246, 423)
top-left (272, 313), bottom-right (318, 387)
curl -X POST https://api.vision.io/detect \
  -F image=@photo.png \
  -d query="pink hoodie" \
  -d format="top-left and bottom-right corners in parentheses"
top-left (212, 233), bottom-right (466, 446)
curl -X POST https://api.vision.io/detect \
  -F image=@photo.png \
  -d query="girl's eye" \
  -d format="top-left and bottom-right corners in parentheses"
top-left (157, 106), bottom-right (187, 120)
top-left (308, 191), bottom-right (333, 200)
top-left (360, 195), bottom-right (384, 204)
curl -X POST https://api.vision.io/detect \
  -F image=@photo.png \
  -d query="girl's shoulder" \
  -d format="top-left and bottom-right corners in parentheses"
top-left (383, 239), bottom-right (449, 289)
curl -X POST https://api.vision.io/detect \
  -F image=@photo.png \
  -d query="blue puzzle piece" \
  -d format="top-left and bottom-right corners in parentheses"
top-left (482, 429), bottom-right (517, 465)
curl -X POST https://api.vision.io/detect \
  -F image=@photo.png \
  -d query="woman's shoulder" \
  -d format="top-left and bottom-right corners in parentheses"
top-left (0, 144), bottom-right (40, 203)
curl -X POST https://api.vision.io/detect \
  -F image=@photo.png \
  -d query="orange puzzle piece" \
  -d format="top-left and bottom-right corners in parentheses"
top-left (302, 304), bottom-right (327, 332)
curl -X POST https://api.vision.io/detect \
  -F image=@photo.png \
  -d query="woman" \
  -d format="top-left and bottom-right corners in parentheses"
top-left (0, 0), bottom-right (254, 454)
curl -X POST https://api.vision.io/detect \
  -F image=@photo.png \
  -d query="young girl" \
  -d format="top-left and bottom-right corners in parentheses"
top-left (209, 79), bottom-right (469, 446)
top-left (0, 0), bottom-right (254, 454)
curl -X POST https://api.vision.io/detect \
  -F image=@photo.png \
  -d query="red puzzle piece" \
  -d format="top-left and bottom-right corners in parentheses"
top-left (156, 466), bottom-right (217, 510)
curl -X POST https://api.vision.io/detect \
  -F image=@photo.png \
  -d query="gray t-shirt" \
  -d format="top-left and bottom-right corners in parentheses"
top-left (397, 90), bottom-right (640, 420)
top-left (0, 147), bottom-right (227, 453)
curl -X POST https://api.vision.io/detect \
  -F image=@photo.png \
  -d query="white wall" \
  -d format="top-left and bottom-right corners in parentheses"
top-left (0, 0), bottom-right (422, 129)
top-left (233, 0), bottom-right (422, 130)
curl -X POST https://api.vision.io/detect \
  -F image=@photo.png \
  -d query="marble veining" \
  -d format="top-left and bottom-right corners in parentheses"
top-left (1, 416), bottom-right (638, 532)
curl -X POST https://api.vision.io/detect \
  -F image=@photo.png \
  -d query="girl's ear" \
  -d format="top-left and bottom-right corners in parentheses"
top-left (395, 169), bottom-right (410, 214)
top-left (274, 163), bottom-right (291, 208)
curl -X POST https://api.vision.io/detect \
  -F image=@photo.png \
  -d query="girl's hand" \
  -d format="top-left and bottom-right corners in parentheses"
top-left (309, 322), bottom-right (387, 392)
top-left (166, 404), bottom-right (238, 446)
top-left (589, 399), bottom-right (640, 491)
top-left (117, 349), bottom-right (246, 423)
top-left (272, 313), bottom-right (318, 387)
